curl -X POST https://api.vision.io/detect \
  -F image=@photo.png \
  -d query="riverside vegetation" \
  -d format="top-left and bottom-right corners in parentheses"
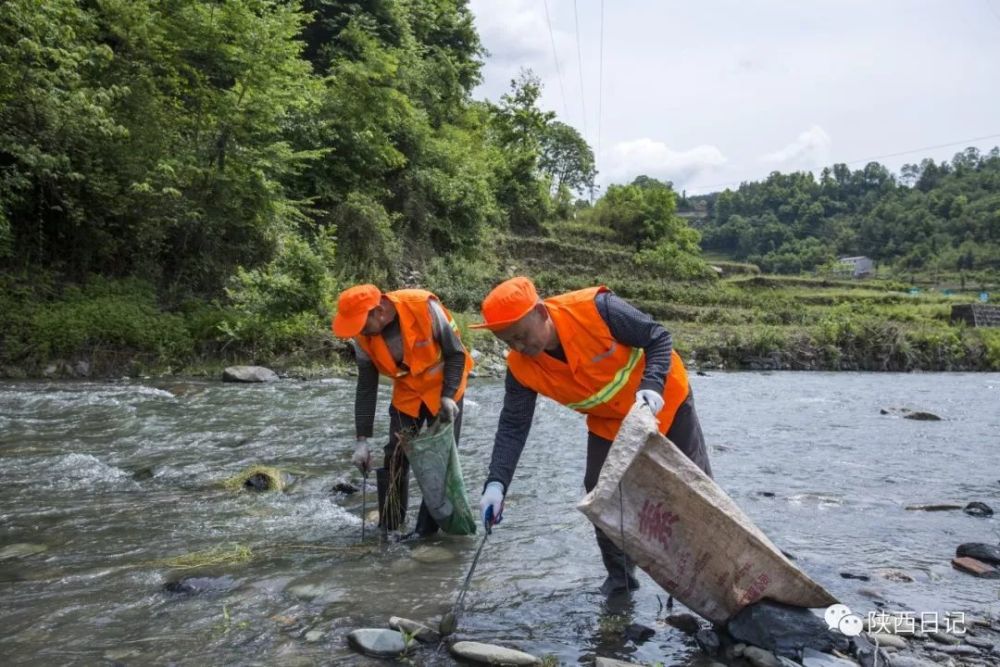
top-left (2, 1), bottom-right (998, 378)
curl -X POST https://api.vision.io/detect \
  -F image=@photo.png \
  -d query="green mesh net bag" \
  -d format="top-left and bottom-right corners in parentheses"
top-left (403, 421), bottom-right (477, 535)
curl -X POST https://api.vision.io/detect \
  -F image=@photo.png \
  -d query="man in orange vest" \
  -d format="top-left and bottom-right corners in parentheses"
top-left (471, 276), bottom-right (712, 596)
top-left (332, 284), bottom-right (474, 537)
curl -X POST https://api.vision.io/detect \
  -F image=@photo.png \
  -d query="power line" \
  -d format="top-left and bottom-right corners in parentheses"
top-left (686, 132), bottom-right (1000, 194)
top-left (573, 0), bottom-right (588, 143)
top-left (597, 0), bottom-right (605, 186)
top-left (542, 0), bottom-right (570, 120)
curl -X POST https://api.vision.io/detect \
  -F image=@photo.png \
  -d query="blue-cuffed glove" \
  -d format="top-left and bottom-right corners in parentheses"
top-left (635, 389), bottom-right (664, 416)
top-left (480, 481), bottom-right (505, 530)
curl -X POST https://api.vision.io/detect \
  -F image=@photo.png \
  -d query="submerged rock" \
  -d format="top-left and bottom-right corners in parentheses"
top-left (347, 628), bottom-right (412, 657)
top-left (0, 543), bottom-right (48, 561)
top-left (664, 613), bottom-right (701, 635)
top-left (389, 616), bottom-right (440, 643)
top-left (726, 600), bottom-right (844, 657)
top-left (696, 628), bottom-right (722, 654)
top-left (595, 659), bottom-right (638, 667)
top-left (449, 641), bottom-right (540, 665)
top-left (163, 575), bottom-right (236, 594)
top-left (879, 407), bottom-right (941, 421)
top-left (222, 366), bottom-right (278, 383)
top-left (331, 479), bottom-right (359, 495)
top-left (956, 543), bottom-right (1000, 564)
top-left (963, 501), bottom-right (994, 517)
top-left (905, 504), bottom-right (962, 512)
top-left (742, 645), bottom-right (784, 667)
top-left (623, 623), bottom-right (655, 642)
top-left (409, 545), bottom-right (454, 563)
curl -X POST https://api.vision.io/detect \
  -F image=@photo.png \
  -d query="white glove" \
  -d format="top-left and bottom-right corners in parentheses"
top-left (480, 481), bottom-right (505, 528)
top-left (352, 440), bottom-right (372, 474)
top-left (439, 396), bottom-right (460, 423)
top-left (635, 389), bottom-right (664, 416)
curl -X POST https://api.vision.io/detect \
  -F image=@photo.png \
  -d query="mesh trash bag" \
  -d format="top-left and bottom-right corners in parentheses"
top-left (403, 421), bottom-right (477, 535)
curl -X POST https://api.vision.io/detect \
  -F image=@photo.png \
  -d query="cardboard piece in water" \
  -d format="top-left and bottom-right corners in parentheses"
top-left (578, 405), bottom-right (837, 624)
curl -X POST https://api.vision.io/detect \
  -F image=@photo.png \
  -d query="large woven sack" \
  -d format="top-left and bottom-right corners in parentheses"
top-left (404, 421), bottom-right (477, 535)
top-left (578, 404), bottom-right (836, 623)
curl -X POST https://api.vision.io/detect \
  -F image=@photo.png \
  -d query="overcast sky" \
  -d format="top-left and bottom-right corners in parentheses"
top-left (468, 0), bottom-right (1000, 194)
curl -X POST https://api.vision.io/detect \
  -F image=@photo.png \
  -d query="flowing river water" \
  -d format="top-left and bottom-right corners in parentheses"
top-left (1, 372), bottom-right (998, 665)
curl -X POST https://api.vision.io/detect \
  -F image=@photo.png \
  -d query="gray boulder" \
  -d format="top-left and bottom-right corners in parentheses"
top-left (449, 641), bottom-right (541, 665)
top-left (727, 601), bottom-right (844, 657)
top-left (347, 629), bottom-right (412, 658)
top-left (222, 366), bottom-right (278, 383)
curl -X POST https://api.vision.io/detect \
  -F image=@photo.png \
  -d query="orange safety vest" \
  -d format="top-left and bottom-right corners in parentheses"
top-left (355, 289), bottom-right (473, 418)
top-left (507, 286), bottom-right (689, 441)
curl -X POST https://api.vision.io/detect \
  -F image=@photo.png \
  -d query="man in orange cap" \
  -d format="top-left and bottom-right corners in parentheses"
top-left (472, 276), bottom-right (712, 596)
top-left (332, 284), bottom-right (473, 537)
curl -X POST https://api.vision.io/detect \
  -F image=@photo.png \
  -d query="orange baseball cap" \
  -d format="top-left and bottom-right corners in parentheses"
top-left (332, 284), bottom-right (381, 337)
top-left (471, 276), bottom-right (539, 331)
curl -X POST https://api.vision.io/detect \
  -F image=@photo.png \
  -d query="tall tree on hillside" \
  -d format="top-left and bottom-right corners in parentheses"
top-left (538, 120), bottom-right (595, 196)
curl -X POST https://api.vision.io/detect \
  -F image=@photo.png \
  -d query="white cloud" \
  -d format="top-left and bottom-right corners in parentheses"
top-left (760, 125), bottom-right (832, 169)
top-left (604, 138), bottom-right (727, 188)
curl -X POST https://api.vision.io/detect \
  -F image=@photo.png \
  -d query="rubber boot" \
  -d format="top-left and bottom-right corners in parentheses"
top-left (596, 527), bottom-right (639, 596)
top-left (375, 466), bottom-right (409, 531)
top-left (413, 501), bottom-right (440, 537)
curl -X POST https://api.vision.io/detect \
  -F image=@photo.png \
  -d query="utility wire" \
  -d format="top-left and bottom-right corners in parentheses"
top-left (597, 0), bottom-right (605, 197)
top-left (573, 0), bottom-right (588, 142)
top-left (542, 0), bottom-right (570, 120)
top-left (686, 132), bottom-right (1000, 194)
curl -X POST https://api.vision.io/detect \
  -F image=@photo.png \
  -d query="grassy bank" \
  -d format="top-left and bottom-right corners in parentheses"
top-left (2, 232), bottom-right (999, 378)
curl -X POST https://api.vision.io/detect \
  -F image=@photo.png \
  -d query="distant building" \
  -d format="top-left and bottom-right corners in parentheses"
top-left (836, 256), bottom-right (874, 278)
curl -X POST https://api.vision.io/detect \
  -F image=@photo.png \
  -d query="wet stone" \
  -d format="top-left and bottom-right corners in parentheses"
top-left (928, 632), bottom-right (960, 645)
top-left (331, 479), bottom-right (359, 495)
top-left (222, 366), bottom-right (278, 383)
top-left (743, 645), bottom-right (784, 667)
top-left (163, 575), bottom-right (236, 595)
top-left (0, 543), bottom-right (48, 561)
top-left (801, 647), bottom-right (859, 666)
top-left (623, 623), bottom-right (655, 643)
top-left (450, 641), bottom-right (541, 665)
top-left (347, 629), bottom-right (411, 657)
top-left (696, 628), bottom-right (722, 654)
top-left (595, 659), bottom-right (637, 667)
top-left (389, 616), bottom-right (440, 643)
top-left (905, 504), bottom-right (962, 512)
top-left (886, 655), bottom-right (940, 667)
top-left (727, 600), bottom-right (842, 656)
top-left (951, 557), bottom-right (999, 578)
top-left (304, 630), bottom-right (324, 642)
top-left (963, 502), bottom-right (994, 517)
top-left (665, 612), bottom-right (701, 634)
top-left (956, 543), bottom-right (1000, 565)
top-left (964, 636), bottom-right (994, 650)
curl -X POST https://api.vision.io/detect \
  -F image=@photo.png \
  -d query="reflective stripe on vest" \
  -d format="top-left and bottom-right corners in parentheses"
top-left (565, 346), bottom-right (643, 410)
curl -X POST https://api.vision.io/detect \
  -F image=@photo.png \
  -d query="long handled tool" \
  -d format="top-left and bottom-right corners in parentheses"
top-left (361, 470), bottom-right (369, 541)
top-left (439, 507), bottom-right (495, 636)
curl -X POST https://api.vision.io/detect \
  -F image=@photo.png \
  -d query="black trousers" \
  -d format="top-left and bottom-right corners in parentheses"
top-left (584, 392), bottom-right (712, 582)
top-left (380, 397), bottom-right (464, 535)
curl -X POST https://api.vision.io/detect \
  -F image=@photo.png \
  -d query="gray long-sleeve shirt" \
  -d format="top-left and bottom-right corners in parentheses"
top-left (486, 291), bottom-right (675, 492)
top-left (352, 299), bottom-right (466, 436)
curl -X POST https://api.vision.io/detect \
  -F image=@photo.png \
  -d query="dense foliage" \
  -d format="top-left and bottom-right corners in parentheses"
top-left (697, 148), bottom-right (1000, 277)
